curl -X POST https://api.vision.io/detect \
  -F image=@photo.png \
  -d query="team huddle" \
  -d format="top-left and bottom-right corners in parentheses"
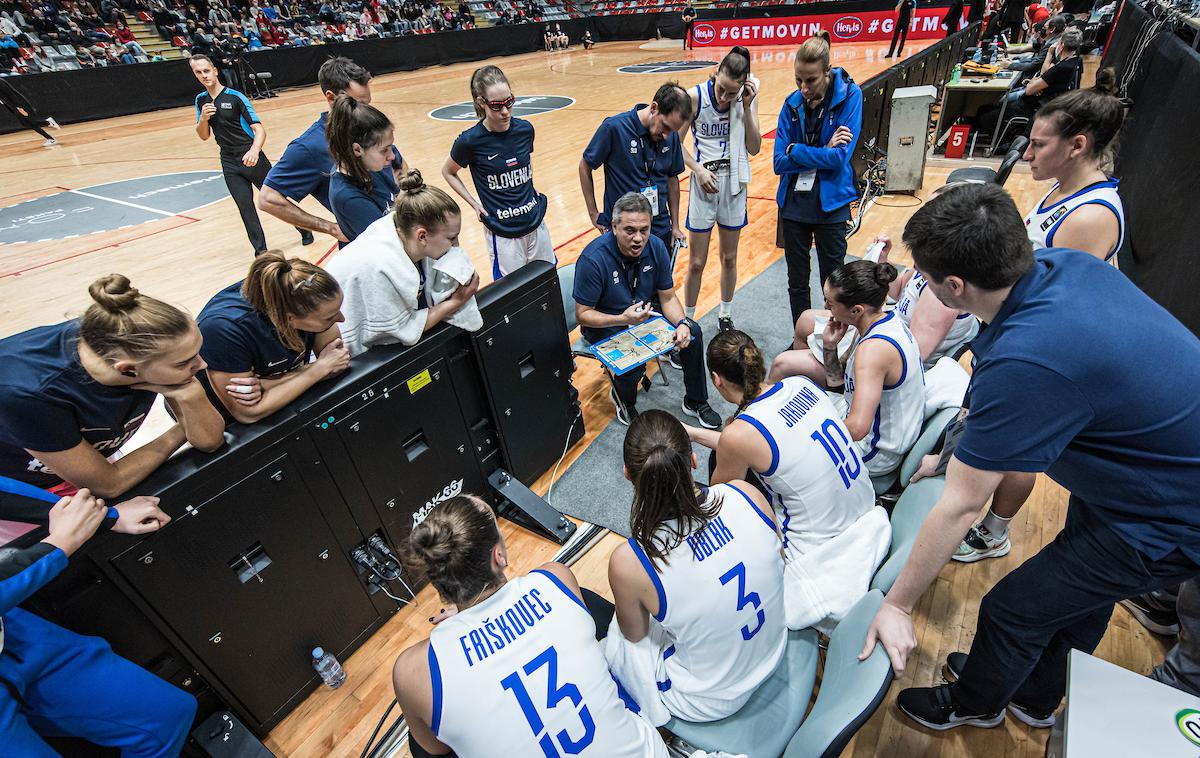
top-left (6, 26), bottom-right (1195, 758)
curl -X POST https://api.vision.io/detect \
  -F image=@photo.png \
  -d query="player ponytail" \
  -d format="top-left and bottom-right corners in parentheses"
top-left (393, 169), bottom-right (462, 238)
top-left (624, 410), bottom-right (720, 568)
top-left (718, 45), bottom-right (751, 80)
top-left (80, 274), bottom-right (193, 361)
top-left (797, 32), bottom-right (831, 69)
top-left (827, 260), bottom-right (897, 310)
top-left (242, 252), bottom-right (341, 352)
top-left (1035, 67), bottom-right (1124, 171)
top-left (405, 494), bottom-right (504, 607)
top-left (327, 93), bottom-right (393, 194)
top-left (706, 329), bottom-right (766, 421)
top-left (470, 64), bottom-right (510, 119)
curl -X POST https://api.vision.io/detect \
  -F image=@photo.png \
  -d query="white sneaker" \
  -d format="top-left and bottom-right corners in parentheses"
top-left (42, 138), bottom-right (57, 148)
top-left (46, 117), bottom-right (61, 130)
top-left (952, 524), bottom-right (1011, 563)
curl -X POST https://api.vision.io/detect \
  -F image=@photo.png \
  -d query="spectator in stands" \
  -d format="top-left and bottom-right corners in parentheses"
top-left (28, 9), bottom-right (65, 46)
top-left (974, 27), bottom-right (1083, 141)
top-left (327, 95), bottom-right (398, 242)
top-left (75, 44), bottom-right (98, 67)
top-left (26, 44), bottom-right (59, 72)
top-left (1024, 0), bottom-right (1050, 34)
top-left (152, 0), bottom-right (183, 40)
top-left (775, 32), bottom-right (862, 326)
top-left (209, 4), bottom-right (237, 34)
top-left (113, 20), bottom-right (148, 56)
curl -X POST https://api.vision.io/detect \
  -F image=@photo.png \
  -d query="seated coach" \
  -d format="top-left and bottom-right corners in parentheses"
top-left (572, 192), bottom-right (720, 429)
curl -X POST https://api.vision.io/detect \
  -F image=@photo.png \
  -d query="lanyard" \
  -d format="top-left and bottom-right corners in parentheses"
top-left (416, 265), bottom-right (429, 309)
top-left (638, 135), bottom-right (656, 184)
top-left (803, 103), bottom-right (827, 147)
top-left (623, 256), bottom-right (641, 298)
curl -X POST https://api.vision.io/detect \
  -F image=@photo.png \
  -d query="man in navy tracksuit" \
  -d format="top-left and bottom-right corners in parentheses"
top-left (0, 478), bottom-right (194, 756)
top-left (774, 35), bottom-right (863, 327)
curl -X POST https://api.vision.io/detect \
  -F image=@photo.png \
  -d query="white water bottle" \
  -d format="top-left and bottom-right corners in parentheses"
top-left (312, 647), bottom-right (347, 689)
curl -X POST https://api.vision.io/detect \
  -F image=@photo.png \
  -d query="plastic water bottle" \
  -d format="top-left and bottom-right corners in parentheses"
top-left (951, 63), bottom-right (961, 84)
top-left (971, 46), bottom-right (982, 63)
top-left (312, 647), bottom-right (346, 689)
top-left (989, 38), bottom-right (999, 64)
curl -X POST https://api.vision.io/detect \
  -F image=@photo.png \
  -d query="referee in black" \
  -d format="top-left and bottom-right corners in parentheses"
top-left (0, 77), bottom-right (60, 148)
top-left (190, 54), bottom-right (312, 255)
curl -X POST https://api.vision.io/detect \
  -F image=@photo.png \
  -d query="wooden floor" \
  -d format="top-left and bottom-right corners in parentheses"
top-left (0, 40), bottom-right (1157, 758)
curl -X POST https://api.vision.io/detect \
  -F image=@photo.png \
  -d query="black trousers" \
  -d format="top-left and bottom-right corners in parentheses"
top-left (407, 588), bottom-right (615, 758)
top-left (780, 216), bottom-right (849, 326)
top-left (585, 320), bottom-right (708, 413)
top-left (888, 4), bottom-right (912, 56)
top-left (952, 497), bottom-right (1200, 715)
top-left (220, 151), bottom-right (305, 254)
top-left (943, 1), bottom-right (964, 35)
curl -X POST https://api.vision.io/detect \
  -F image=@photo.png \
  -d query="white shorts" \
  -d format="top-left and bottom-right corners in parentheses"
top-left (485, 221), bottom-right (555, 279)
top-left (685, 171), bottom-right (748, 232)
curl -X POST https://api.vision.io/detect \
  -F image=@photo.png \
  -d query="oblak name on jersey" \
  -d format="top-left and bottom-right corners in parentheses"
top-left (457, 587), bottom-right (554, 667)
top-left (685, 515), bottom-right (736, 562)
top-left (776, 386), bottom-right (821, 428)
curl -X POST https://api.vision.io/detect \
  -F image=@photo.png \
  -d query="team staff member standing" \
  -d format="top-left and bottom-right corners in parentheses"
top-left (0, 76), bottom-right (60, 148)
top-left (681, 47), bottom-right (761, 333)
top-left (258, 57), bottom-right (407, 244)
top-left (0, 276), bottom-right (224, 499)
top-left (886, 0), bottom-right (917, 57)
top-left (191, 54), bottom-right (313, 255)
top-left (859, 183), bottom-right (1200, 733)
top-left (775, 33), bottom-right (862, 326)
top-left (573, 192), bottom-right (720, 429)
top-left (0, 483), bottom-right (194, 756)
top-left (198, 252), bottom-right (349, 424)
top-left (443, 65), bottom-right (555, 280)
top-left (580, 83), bottom-right (691, 253)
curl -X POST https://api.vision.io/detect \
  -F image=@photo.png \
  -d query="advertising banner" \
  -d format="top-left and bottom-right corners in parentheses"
top-left (690, 10), bottom-right (967, 47)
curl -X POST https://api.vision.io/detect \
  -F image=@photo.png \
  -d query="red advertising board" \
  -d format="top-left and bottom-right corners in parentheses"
top-left (689, 10), bottom-right (967, 47)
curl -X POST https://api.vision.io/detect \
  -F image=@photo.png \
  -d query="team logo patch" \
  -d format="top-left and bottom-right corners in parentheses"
top-left (618, 60), bottom-right (718, 74)
top-left (1040, 206), bottom-right (1068, 231)
top-left (427, 95), bottom-right (575, 121)
top-left (0, 171), bottom-right (229, 245)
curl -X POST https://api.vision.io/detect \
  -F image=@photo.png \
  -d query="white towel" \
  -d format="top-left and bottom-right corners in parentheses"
top-left (728, 73), bottom-right (759, 190)
top-left (604, 616), bottom-right (674, 728)
top-left (325, 214), bottom-right (482, 356)
top-left (923, 355), bottom-right (970, 420)
top-left (782, 505), bottom-right (892, 634)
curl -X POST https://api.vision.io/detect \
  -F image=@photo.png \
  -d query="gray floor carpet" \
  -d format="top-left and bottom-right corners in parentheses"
top-left (548, 255), bottom-right (823, 537)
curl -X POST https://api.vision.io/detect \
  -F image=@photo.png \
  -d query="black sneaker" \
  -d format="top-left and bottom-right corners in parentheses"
top-left (896, 684), bottom-right (1004, 731)
top-left (300, 229), bottom-right (315, 245)
top-left (942, 653), bottom-right (1056, 728)
top-left (717, 315), bottom-right (735, 333)
top-left (682, 399), bottom-right (721, 430)
top-left (1119, 593), bottom-right (1180, 636)
top-left (668, 350), bottom-right (683, 370)
top-left (610, 386), bottom-right (637, 426)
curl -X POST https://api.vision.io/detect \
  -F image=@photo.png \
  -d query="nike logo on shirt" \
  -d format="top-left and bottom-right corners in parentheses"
top-left (486, 154), bottom-right (499, 160)
top-left (267, 359), bottom-right (289, 367)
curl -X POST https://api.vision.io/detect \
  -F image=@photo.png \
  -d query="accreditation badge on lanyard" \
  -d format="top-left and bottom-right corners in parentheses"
top-left (638, 136), bottom-right (660, 215)
top-left (793, 103), bottom-right (827, 193)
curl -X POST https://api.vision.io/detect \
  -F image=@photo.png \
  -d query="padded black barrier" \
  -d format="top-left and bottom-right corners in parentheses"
top-left (1100, 0), bottom-right (1200, 334)
top-left (0, 13), bottom-right (678, 134)
top-left (22, 262), bottom-right (582, 737)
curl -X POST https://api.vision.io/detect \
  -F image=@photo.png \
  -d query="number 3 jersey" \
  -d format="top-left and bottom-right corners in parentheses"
top-left (428, 569), bottom-right (667, 758)
top-left (628, 483), bottom-right (786, 718)
top-left (737, 377), bottom-right (877, 559)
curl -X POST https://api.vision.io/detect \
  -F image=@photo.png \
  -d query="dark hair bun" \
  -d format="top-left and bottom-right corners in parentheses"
top-left (875, 262), bottom-right (899, 285)
top-left (398, 169), bottom-right (426, 194)
top-left (731, 45), bottom-right (750, 59)
top-left (409, 516), bottom-right (457, 568)
top-left (817, 30), bottom-right (832, 44)
top-left (88, 274), bottom-right (140, 313)
top-left (1094, 67), bottom-right (1117, 95)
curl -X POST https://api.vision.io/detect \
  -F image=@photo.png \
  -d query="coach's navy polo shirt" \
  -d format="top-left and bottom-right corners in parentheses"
top-left (582, 105), bottom-right (684, 238)
top-left (264, 112), bottom-right (401, 212)
top-left (572, 231), bottom-right (673, 344)
top-left (450, 117), bottom-right (547, 238)
top-left (0, 322), bottom-right (156, 489)
top-left (955, 248), bottom-right (1200, 562)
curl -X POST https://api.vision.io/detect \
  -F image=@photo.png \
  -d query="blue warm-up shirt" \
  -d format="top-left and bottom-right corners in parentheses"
top-left (572, 232), bottom-right (673, 344)
top-left (0, 323), bottom-right (156, 489)
top-left (955, 248), bottom-right (1200, 562)
top-left (263, 112), bottom-right (401, 212)
top-left (450, 117), bottom-right (548, 238)
top-left (197, 281), bottom-right (317, 377)
top-left (329, 170), bottom-right (395, 243)
top-left (582, 105), bottom-right (684, 237)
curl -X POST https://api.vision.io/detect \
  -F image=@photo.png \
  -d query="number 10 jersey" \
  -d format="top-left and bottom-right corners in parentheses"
top-left (428, 569), bottom-right (667, 758)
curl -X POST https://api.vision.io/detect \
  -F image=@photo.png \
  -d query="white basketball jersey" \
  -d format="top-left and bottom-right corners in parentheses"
top-left (893, 271), bottom-right (979, 367)
top-left (845, 312), bottom-right (925, 477)
top-left (737, 377), bottom-right (876, 558)
top-left (630, 483), bottom-right (785, 707)
top-left (692, 80), bottom-right (733, 166)
top-left (1024, 178), bottom-right (1125, 265)
top-left (429, 570), bottom-right (666, 758)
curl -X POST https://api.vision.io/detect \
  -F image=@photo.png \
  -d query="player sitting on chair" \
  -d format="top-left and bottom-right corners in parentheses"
top-left (572, 192), bottom-right (720, 429)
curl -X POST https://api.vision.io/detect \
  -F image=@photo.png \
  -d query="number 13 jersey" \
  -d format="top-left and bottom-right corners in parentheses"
top-left (428, 569), bottom-right (667, 758)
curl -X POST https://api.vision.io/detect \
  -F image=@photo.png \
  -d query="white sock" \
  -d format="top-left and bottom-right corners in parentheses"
top-left (685, 306), bottom-right (697, 319)
top-left (981, 509), bottom-right (1012, 539)
top-left (718, 299), bottom-right (733, 317)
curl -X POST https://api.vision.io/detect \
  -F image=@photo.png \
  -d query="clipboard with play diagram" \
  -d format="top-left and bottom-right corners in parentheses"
top-left (589, 315), bottom-right (676, 375)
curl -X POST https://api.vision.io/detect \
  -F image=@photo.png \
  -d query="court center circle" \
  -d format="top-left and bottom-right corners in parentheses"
top-left (428, 95), bottom-right (576, 122)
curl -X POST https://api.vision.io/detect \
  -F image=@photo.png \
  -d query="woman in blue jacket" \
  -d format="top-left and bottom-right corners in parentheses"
top-left (773, 31), bottom-right (863, 326)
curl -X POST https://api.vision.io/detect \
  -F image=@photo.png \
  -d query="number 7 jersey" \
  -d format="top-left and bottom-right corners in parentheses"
top-left (428, 569), bottom-right (668, 758)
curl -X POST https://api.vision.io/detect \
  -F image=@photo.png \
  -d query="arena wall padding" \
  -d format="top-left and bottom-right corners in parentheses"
top-left (1099, 0), bottom-right (1200, 335)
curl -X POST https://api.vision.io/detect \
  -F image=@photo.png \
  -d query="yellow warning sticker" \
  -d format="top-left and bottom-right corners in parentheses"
top-left (407, 369), bottom-right (432, 394)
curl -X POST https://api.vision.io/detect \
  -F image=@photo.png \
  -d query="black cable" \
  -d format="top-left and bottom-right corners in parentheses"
top-left (359, 699), bottom-right (397, 758)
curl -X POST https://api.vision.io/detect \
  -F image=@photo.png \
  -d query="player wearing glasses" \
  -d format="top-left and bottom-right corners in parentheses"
top-left (442, 65), bottom-right (555, 280)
